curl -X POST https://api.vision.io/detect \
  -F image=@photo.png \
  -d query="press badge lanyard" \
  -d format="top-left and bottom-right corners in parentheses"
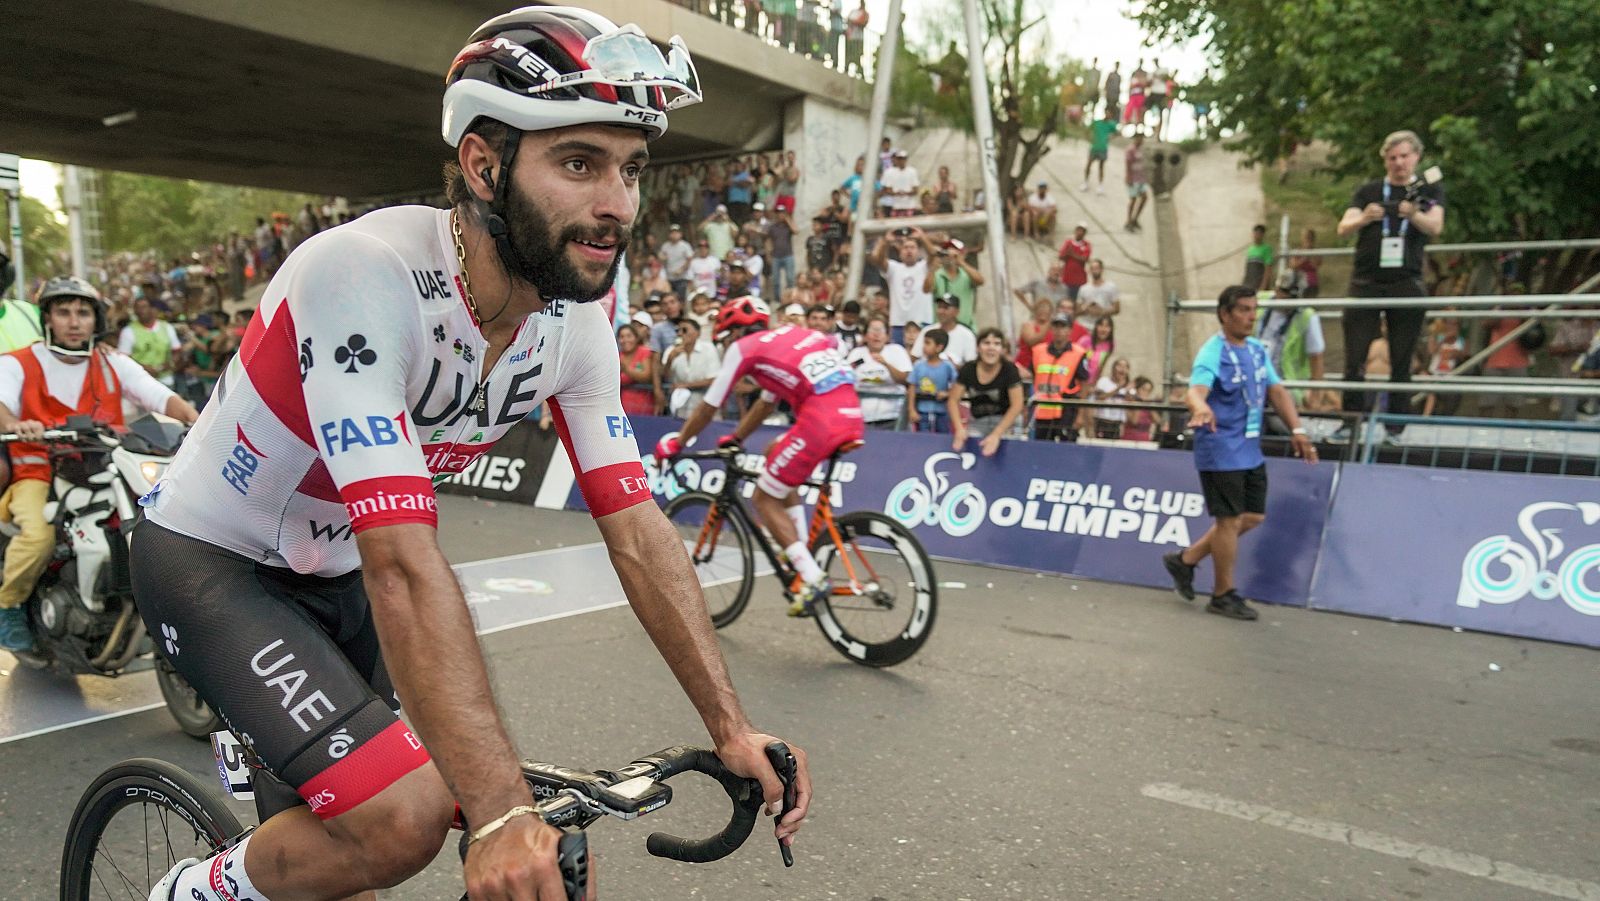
top-left (1380, 182), bottom-right (1408, 268)
top-left (1224, 341), bottom-right (1266, 438)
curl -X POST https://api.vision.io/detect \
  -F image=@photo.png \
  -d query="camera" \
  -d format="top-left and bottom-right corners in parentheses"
top-left (1385, 165), bottom-right (1443, 217)
top-left (893, 227), bottom-right (913, 238)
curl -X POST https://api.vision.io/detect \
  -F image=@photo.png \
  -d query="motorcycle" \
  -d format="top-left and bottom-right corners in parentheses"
top-left (0, 413), bottom-right (221, 738)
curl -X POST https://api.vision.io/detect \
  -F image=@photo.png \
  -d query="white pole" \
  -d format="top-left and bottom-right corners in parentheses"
top-left (64, 165), bottom-right (88, 279)
top-left (1277, 213), bottom-right (1290, 283)
top-left (961, 0), bottom-right (1012, 340)
top-left (842, 0), bottom-right (902, 306)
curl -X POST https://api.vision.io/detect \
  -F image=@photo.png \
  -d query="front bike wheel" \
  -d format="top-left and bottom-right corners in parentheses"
top-left (811, 511), bottom-right (938, 667)
top-left (662, 492), bottom-right (756, 628)
top-left (61, 757), bottom-right (243, 901)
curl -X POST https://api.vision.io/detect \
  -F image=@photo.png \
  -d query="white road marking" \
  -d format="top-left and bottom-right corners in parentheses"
top-left (1141, 783), bottom-right (1600, 900)
top-left (0, 543), bottom-right (617, 745)
top-left (477, 600), bottom-right (628, 637)
top-left (0, 702), bottom-right (166, 746)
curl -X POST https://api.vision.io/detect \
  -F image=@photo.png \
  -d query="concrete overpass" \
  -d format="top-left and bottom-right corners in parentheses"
top-left (1, 0), bottom-right (870, 199)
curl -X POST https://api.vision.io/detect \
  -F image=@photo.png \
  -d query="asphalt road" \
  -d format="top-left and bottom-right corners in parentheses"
top-left (3, 496), bottom-right (1596, 900)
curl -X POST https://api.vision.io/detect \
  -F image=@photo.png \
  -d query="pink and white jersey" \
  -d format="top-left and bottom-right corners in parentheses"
top-left (702, 325), bottom-right (859, 411)
top-left (143, 206), bottom-right (651, 577)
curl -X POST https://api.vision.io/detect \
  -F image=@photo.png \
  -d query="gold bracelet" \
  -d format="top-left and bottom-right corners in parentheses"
top-left (467, 805), bottom-right (538, 846)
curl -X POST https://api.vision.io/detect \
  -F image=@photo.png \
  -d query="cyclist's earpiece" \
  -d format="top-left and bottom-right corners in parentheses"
top-left (480, 168), bottom-right (494, 190)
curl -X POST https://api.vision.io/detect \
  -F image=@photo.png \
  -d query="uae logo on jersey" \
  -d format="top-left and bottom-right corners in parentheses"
top-left (335, 334), bottom-right (376, 373)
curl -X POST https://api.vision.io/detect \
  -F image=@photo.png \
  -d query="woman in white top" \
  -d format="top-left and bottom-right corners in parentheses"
top-left (1091, 356), bottom-right (1133, 439)
top-left (845, 319), bottom-right (912, 428)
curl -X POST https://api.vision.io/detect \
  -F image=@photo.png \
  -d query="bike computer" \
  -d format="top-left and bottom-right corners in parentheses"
top-left (594, 775), bottom-right (672, 818)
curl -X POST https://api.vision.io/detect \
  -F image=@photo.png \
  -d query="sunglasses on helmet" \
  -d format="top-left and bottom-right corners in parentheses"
top-left (526, 26), bottom-right (702, 111)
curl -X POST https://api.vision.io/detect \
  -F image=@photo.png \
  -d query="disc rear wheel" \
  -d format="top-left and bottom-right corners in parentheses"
top-left (811, 511), bottom-right (937, 666)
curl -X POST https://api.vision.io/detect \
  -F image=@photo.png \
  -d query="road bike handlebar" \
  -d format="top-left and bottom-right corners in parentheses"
top-left (0, 428), bottom-right (91, 443)
top-left (633, 745), bottom-right (763, 863)
top-left (463, 743), bottom-right (786, 900)
top-left (663, 445), bottom-right (764, 489)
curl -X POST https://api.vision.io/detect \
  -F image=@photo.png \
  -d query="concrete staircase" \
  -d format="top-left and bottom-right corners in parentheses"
top-left (899, 126), bottom-right (1265, 387)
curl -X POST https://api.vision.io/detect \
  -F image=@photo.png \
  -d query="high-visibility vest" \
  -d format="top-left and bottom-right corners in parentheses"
top-left (127, 320), bottom-right (174, 373)
top-left (1031, 342), bottom-right (1088, 421)
top-left (7, 347), bottom-right (124, 482)
top-left (0, 300), bottom-right (42, 354)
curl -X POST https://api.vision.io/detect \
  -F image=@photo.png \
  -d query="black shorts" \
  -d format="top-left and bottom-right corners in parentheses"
top-left (1199, 464), bottom-right (1268, 518)
top-left (132, 521), bottom-right (430, 820)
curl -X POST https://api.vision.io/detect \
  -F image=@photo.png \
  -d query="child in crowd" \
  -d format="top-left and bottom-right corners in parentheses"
top-left (908, 329), bottom-right (958, 433)
top-left (1422, 316), bottom-right (1464, 417)
top-left (901, 320), bottom-right (923, 356)
top-left (1121, 376), bottom-right (1158, 441)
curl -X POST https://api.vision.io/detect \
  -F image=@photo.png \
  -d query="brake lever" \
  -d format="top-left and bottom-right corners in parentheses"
top-left (764, 741), bottom-right (797, 868)
top-left (456, 829), bottom-right (589, 901)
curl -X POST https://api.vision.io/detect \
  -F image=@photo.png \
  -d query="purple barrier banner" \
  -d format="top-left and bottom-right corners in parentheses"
top-left (1310, 465), bottom-right (1600, 647)
top-left (570, 416), bottom-right (1333, 606)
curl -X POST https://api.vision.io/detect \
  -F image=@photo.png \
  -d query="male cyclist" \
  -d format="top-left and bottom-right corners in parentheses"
top-left (0, 277), bottom-right (197, 653)
top-left (655, 297), bottom-right (864, 616)
top-left (138, 9), bottom-right (808, 901)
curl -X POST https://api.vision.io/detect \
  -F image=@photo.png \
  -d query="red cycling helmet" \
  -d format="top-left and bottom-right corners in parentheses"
top-left (713, 295), bottom-right (770, 341)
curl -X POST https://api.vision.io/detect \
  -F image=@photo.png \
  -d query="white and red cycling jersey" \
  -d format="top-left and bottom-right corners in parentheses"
top-left (702, 325), bottom-right (858, 412)
top-left (143, 206), bottom-right (651, 576)
top-left (702, 326), bottom-right (863, 493)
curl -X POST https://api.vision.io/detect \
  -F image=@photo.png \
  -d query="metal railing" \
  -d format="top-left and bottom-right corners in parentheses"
top-left (1359, 413), bottom-right (1600, 477)
top-left (1163, 236), bottom-right (1600, 404)
top-left (663, 0), bottom-right (880, 78)
top-left (1277, 237), bottom-right (1600, 259)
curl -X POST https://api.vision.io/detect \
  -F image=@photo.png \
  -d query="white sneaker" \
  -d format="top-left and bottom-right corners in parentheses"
top-left (148, 858), bottom-right (200, 901)
top-left (1078, 182), bottom-right (1089, 192)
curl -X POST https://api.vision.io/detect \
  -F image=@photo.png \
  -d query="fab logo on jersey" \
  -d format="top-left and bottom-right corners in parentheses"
top-left (223, 425), bottom-right (267, 496)
top-left (319, 413), bottom-right (413, 456)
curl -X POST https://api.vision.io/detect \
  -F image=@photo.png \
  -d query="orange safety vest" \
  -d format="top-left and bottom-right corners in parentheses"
top-left (7, 347), bottom-right (124, 482)
top-left (1030, 342), bottom-right (1087, 421)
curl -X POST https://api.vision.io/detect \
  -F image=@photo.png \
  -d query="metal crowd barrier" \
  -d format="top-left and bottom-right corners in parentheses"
top-left (1162, 235), bottom-right (1600, 407)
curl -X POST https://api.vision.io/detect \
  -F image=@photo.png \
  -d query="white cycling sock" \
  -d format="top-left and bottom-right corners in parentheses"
top-left (785, 503), bottom-right (808, 542)
top-left (785, 541), bottom-right (824, 584)
top-left (171, 834), bottom-right (267, 901)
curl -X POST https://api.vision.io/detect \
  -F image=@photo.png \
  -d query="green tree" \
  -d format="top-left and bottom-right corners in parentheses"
top-left (891, 0), bottom-right (1080, 200)
top-left (19, 193), bottom-right (71, 285)
top-left (1139, 0), bottom-right (1600, 284)
top-left (99, 171), bottom-right (317, 260)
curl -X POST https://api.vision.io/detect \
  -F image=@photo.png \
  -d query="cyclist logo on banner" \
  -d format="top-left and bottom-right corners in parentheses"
top-left (645, 433), bottom-right (854, 507)
top-left (1457, 501), bottom-right (1600, 617)
top-left (885, 453), bottom-right (987, 538)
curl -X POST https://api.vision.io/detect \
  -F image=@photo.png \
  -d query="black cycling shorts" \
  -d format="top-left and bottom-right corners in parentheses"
top-left (132, 521), bottom-right (430, 820)
top-left (1199, 464), bottom-right (1268, 518)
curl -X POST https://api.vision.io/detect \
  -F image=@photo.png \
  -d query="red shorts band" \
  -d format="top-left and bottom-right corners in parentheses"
top-left (297, 719), bottom-right (431, 819)
top-left (760, 391), bottom-right (865, 495)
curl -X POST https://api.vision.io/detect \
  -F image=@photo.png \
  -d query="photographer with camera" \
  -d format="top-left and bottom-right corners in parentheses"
top-left (1333, 130), bottom-right (1444, 441)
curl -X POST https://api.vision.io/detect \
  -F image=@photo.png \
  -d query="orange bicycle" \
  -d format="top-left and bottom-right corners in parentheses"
top-left (661, 445), bottom-right (937, 667)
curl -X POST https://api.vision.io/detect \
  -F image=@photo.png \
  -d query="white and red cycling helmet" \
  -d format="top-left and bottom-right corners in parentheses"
top-left (442, 7), bottom-right (701, 146)
top-left (713, 295), bottom-right (770, 341)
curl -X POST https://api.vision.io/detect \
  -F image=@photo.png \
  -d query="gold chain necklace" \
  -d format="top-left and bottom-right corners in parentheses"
top-left (450, 209), bottom-right (480, 326)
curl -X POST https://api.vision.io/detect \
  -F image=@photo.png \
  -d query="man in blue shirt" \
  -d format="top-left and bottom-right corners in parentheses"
top-left (841, 156), bottom-right (865, 213)
top-left (726, 159), bottom-right (756, 225)
top-left (1163, 285), bottom-right (1318, 620)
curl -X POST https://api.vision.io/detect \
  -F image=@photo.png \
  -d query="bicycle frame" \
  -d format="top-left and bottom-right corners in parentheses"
top-left (673, 448), bottom-right (889, 598)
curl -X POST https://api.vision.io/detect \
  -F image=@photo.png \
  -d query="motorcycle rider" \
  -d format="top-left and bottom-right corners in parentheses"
top-left (0, 270), bottom-right (44, 494)
top-left (0, 276), bottom-right (197, 652)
